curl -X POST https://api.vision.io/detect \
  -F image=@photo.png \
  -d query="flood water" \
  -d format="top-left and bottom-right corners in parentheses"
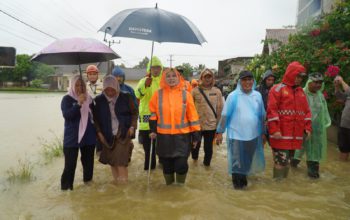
top-left (0, 91), bottom-right (349, 220)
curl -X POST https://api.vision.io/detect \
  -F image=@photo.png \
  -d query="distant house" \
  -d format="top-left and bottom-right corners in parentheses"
top-left (218, 57), bottom-right (252, 78)
top-left (262, 29), bottom-right (297, 55)
top-left (296, 0), bottom-right (337, 27)
top-left (217, 57), bottom-right (252, 91)
top-left (48, 62), bottom-right (146, 91)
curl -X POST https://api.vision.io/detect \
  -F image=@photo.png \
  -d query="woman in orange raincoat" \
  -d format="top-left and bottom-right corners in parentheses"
top-left (149, 68), bottom-right (201, 185)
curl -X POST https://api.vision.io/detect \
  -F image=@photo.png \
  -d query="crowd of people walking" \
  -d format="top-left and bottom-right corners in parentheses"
top-left (59, 58), bottom-right (349, 190)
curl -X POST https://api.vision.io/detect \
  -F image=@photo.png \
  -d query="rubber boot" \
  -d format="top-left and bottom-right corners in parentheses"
top-left (307, 161), bottom-right (320, 179)
top-left (176, 173), bottom-right (187, 184)
top-left (242, 175), bottom-right (248, 187)
top-left (163, 174), bottom-right (175, 185)
top-left (273, 167), bottom-right (286, 180)
top-left (290, 159), bottom-right (301, 168)
top-left (283, 167), bottom-right (290, 178)
top-left (232, 173), bottom-right (244, 189)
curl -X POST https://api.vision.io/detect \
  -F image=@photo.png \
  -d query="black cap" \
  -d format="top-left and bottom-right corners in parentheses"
top-left (239, 70), bottom-right (253, 79)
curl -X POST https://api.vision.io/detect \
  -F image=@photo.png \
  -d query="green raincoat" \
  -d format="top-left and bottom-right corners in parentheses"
top-left (135, 56), bottom-right (163, 130)
top-left (294, 80), bottom-right (331, 162)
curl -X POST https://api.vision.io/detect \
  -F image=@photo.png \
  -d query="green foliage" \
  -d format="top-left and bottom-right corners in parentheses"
top-left (176, 63), bottom-right (194, 78)
top-left (0, 54), bottom-right (54, 83)
top-left (6, 159), bottom-right (34, 183)
top-left (247, 1), bottom-right (350, 123)
top-left (133, 56), bottom-right (149, 69)
top-left (39, 131), bottom-right (63, 163)
top-left (31, 62), bottom-right (55, 82)
top-left (30, 79), bottom-right (43, 88)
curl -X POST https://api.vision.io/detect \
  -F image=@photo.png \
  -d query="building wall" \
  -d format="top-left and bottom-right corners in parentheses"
top-left (297, 0), bottom-right (322, 26)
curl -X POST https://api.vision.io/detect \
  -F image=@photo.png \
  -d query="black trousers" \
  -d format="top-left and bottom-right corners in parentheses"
top-left (61, 145), bottom-right (95, 190)
top-left (139, 130), bottom-right (156, 170)
top-left (191, 130), bottom-right (216, 166)
top-left (160, 157), bottom-right (188, 175)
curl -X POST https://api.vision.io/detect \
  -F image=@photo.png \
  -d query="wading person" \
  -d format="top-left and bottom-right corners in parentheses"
top-left (135, 56), bottom-right (163, 170)
top-left (149, 68), bottom-right (201, 185)
top-left (216, 71), bottom-right (266, 189)
top-left (291, 73), bottom-right (331, 178)
top-left (256, 70), bottom-right (276, 111)
top-left (60, 75), bottom-right (96, 190)
top-left (191, 68), bottom-right (223, 167)
top-left (334, 75), bottom-right (350, 161)
top-left (267, 61), bottom-right (311, 180)
top-left (112, 66), bottom-right (138, 162)
top-left (256, 70), bottom-right (276, 144)
top-left (86, 65), bottom-right (103, 98)
top-left (93, 76), bottom-right (138, 183)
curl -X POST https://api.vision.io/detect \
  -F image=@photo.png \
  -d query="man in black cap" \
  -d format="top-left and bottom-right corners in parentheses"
top-left (216, 70), bottom-right (266, 189)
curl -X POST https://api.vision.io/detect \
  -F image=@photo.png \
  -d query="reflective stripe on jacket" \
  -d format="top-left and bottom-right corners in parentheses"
top-left (267, 62), bottom-right (312, 150)
top-left (149, 88), bottom-right (200, 135)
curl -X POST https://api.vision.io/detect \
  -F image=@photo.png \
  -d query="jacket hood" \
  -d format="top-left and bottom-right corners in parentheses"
top-left (199, 68), bottom-right (215, 88)
top-left (262, 70), bottom-right (275, 81)
top-left (146, 56), bottom-right (163, 74)
top-left (282, 61), bottom-right (306, 86)
top-left (160, 68), bottom-right (184, 90)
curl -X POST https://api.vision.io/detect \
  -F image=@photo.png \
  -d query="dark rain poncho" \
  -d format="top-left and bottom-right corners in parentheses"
top-left (217, 80), bottom-right (265, 175)
top-left (294, 80), bottom-right (331, 162)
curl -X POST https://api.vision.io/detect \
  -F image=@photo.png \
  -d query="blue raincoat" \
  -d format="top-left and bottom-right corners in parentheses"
top-left (217, 80), bottom-right (265, 175)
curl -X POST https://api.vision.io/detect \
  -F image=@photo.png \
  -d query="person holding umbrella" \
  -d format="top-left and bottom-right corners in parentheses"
top-left (60, 75), bottom-right (96, 190)
top-left (149, 68), bottom-right (201, 185)
top-left (135, 56), bottom-right (163, 170)
top-left (93, 76), bottom-right (138, 183)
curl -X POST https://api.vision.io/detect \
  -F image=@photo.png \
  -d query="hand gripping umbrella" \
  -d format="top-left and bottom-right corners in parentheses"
top-left (31, 37), bottom-right (120, 76)
top-left (99, 4), bottom-right (206, 185)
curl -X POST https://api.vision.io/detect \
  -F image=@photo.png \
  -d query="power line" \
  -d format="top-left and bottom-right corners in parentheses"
top-left (0, 9), bottom-right (58, 40)
top-left (1, 0), bottom-right (65, 39)
top-left (0, 26), bottom-right (44, 47)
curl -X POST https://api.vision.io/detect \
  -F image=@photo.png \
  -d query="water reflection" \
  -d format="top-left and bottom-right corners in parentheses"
top-left (0, 92), bottom-right (349, 219)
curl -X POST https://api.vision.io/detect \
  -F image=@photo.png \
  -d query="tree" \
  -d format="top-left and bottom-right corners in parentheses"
top-left (12, 54), bottom-right (32, 82)
top-left (176, 63), bottom-right (193, 78)
top-left (117, 63), bottom-right (126, 68)
top-left (133, 57), bottom-right (149, 69)
top-left (32, 62), bottom-right (55, 83)
top-left (247, 1), bottom-right (350, 123)
top-left (194, 64), bottom-right (206, 73)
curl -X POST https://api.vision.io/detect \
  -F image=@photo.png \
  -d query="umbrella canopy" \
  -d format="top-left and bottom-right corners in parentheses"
top-left (31, 37), bottom-right (120, 65)
top-left (99, 5), bottom-right (206, 45)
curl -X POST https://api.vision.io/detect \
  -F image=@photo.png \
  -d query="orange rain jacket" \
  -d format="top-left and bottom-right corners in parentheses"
top-left (149, 69), bottom-right (200, 135)
top-left (149, 68), bottom-right (201, 157)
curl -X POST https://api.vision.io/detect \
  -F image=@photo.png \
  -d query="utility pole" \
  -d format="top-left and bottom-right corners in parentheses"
top-left (168, 54), bottom-right (175, 68)
top-left (103, 27), bottom-right (120, 75)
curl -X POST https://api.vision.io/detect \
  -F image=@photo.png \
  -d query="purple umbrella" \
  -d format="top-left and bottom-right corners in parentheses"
top-left (31, 37), bottom-right (120, 75)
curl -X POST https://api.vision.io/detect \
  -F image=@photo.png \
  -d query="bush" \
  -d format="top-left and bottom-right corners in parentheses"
top-left (30, 79), bottom-right (43, 88)
top-left (247, 1), bottom-right (350, 124)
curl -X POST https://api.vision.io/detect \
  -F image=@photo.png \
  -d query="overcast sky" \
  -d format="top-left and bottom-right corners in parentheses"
top-left (0, 0), bottom-right (298, 69)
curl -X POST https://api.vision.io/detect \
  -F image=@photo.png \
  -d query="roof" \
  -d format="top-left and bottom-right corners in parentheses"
top-left (263, 28), bottom-right (297, 54)
top-left (51, 63), bottom-right (146, 81)
top-left (52, 62), bottom-right (109, 74)
top-left (120, 68), bottom-right (147, 80)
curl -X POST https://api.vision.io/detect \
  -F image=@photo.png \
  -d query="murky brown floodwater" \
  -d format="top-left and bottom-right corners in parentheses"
top-left (0, 91), bottom-right (349, 220)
